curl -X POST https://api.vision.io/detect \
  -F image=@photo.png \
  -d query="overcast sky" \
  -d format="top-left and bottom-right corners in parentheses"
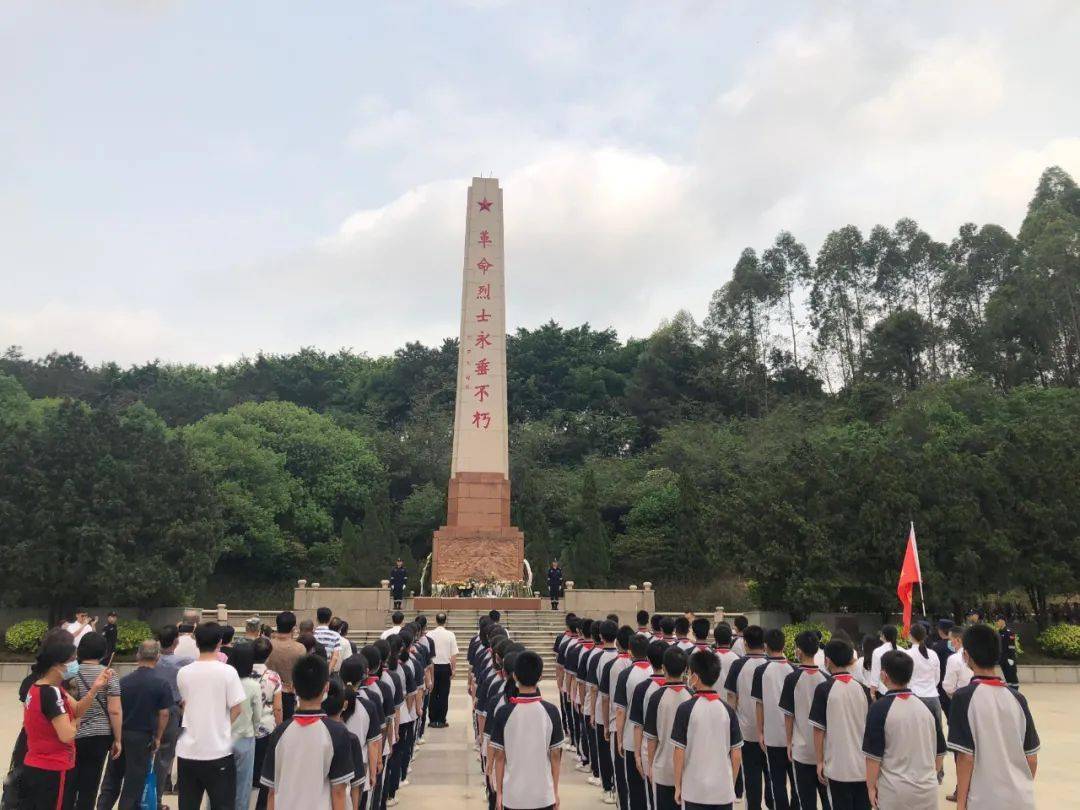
top-left (4, 1), bottom-right (1079, 366)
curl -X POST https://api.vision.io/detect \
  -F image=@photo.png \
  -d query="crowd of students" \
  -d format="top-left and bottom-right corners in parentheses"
top-left (543, 611), bottom-right (1041, 810)
top-left (7, 606), bottom-right (460, 810)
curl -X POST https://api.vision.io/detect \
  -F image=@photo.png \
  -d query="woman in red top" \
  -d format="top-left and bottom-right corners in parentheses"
top-left (20, 640), bottom-right (110, 810)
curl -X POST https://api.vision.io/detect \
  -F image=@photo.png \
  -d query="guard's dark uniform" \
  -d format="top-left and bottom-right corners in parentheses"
top-left (547, 565), bottom-right (564, 610)
top-left (390, 565), bottom-right (407, 609)
top-left (999, 625), bottom-right (1020, 688)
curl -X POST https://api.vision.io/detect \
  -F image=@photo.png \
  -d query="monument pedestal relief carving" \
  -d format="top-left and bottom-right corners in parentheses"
top-left (431, 178), bottom-right (525, 585)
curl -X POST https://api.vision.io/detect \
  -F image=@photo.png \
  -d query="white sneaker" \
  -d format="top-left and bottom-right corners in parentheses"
top-left (575, 763), bottom-right (591, 773)
top-left (602, 791), bottom-right (617, 804)
top-left (400, 779), bottom-right (409, 787)
top-left (387, 798), bottom-right (399, 807)
top-left (587, 776), bottom-right (601, 786)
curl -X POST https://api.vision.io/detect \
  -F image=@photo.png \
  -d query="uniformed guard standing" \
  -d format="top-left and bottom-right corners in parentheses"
top-left (996, 615), bottom-right (1020, 689)
top-left (390, 557), bottom-right (408, 610)
top-left (547, 560), bottom-right (564, 610)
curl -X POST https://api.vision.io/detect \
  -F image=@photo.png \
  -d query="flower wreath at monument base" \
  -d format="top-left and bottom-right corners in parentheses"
top-left (431, 578), bottom-right (530, 598)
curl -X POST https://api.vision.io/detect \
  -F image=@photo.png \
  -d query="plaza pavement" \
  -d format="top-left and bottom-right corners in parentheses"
top-left (0, 680), bottom-right (1076, 807)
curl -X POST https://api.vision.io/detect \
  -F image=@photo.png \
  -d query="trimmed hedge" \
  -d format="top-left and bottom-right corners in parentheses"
top-left (1037, 623), bottom-right (1080, 660)
top-left (781, 622), bottom-right (831, 661)
top-left (4, 619), bottom-right (49, 654)
top-left (115, 620), bottom-right (153, 655)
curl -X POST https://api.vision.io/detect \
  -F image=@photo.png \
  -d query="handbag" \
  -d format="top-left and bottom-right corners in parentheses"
top-left (140, 761), bottom-right (158, 810)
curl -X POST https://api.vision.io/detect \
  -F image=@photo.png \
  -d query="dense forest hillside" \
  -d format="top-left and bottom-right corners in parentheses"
top-left (2, 167), bottom-right (1078, 622)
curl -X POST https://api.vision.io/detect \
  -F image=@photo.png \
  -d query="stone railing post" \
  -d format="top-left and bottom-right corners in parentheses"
top-left (216, 603), bottom-right (227, 622)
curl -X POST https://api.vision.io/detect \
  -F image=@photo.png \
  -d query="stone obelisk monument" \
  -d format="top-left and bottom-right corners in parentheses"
top-left (431, 178), bottom-right (525, 584)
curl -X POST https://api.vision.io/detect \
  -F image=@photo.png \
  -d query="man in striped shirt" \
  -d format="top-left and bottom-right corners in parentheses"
top-left (314, 607), bottom-right (348, 672)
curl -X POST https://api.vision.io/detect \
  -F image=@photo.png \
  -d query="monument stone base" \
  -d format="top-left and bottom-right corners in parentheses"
top-left (431, 525), bottom-right (525, 583)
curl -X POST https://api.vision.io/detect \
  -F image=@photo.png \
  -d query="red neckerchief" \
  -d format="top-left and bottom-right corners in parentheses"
top-left (676, 637), bottom-right (689, 644)
top-left (715, 646), bottom-right (733, 654)
top-left (617, 653), bottom-right (631, 659)
top-left (649, 674), bottom-right (665, 684)
top-left (664, 681), bottom-right (686, 692)
top-left (637, 627), bottom-right (649, 634)
top-left (695, 643), bottom-right (711, 651)
top-left (744, 652), bottom-right (765, 658)
top-left (972, 675), bottom-right (1006, 687)
top-left (511, 695), bottom-right (542, 704)
top-left (294, 710), bottom-right (326, 726)
top-left (582, 642), bottom-right (595, 650)
top-left (662, 636), bottom-right (676, 643)
top-left (633, 660), bottom-right (651, 669)
top-left (767, 655), bottom-right (788, 663)
top-left (695, 690), bottom-right (720, 701)
top-left (833, 673), bottom-right (853, 684)
top-left (799, 665), bottom-right (819, 673)
top-left (363, 676), bottom-right (378, 686)
top-left (888, 688), bottom-right (913, 700)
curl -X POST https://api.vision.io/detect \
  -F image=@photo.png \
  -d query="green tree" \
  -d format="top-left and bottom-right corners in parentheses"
top-left (565, 469), bottom-right (610, 587)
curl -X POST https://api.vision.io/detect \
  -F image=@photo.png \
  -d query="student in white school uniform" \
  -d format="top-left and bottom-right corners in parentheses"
top-left (779, 630), bottom-right (829, 810)
top-left (947, 624), bottom-right (1039, 810)
top-left (730, 616), bottom-right (749, 657)
top-left (628, 640), bottom-right (668, 810)
top-left (867, 627), bottom-right (899, 699)
top-left (600, 625), bottom-right (635, 809)
top-left (723, 625), bottom-right (771, 810)
top-left (711, 625), bottom-right (741, 705)
top-left (643, 647), bottom-right (692, 810)
top-left (751, 628), bottom-right (796, 810)
top-left (861, 651), bottom-right (945, 810)
top-left (489, 651), bottom-right (564, 810)
top-left (671, 650), bottom-right (742, 810)
top-left (809, 639), bottom-right (872, 810)
top-left (902, 624), bottom-right (942, 723)
top-left (613, 633), bottom-right (654, 810)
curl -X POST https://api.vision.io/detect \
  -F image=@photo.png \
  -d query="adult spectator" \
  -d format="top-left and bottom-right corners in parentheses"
top-left (237, 617), bottom-right (262, 646)
top-left (153, 625), bottom-right (191, 796)
top-left (63, 609), bottom-right (96, 648)
top-left (381, 612), bottom-right (405, 640)
top-left (22, 640), bottom-right (109, 809)
top-left (267, 612), bottom-right (306, 722)
top-left (101, 613), bottom-right (119, 667)
top-left (427, 613), bottom-right (458, 728)
top-left (547, 561), bottom-right (564, 610)
top-left (313, 608), bottom-right (346, 672)
top-left (66, 632), bottom-right (122, 810)
top-left (389, 559), bottom-right (408, 610)
top-left (174, 623), bottom-right (199, 661)
top-left (225, 644), bottom-right (262, 810)
top-left (96, 640), bottom-right (172, 810)
top-left (251, 637), bottom-right (282, 810)
top-left (176, 622), bottom-right (246, 810)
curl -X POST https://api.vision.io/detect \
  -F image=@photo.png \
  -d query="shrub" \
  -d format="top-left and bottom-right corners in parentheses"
top-left (1037, 623), bottom-right (1080, 660)
top-left (4, 619), bottom-right (49, 654)
top-left (781, 622), bottom-right (832, 661)
top-left (115, 620), bottom-right (153, 655)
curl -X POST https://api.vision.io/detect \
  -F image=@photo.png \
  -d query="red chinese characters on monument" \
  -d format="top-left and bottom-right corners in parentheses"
top-left (472, 410), bottom-right (492, 429)
top-left (475, 308), bottom-right (491, 322)
top-left (476, 258), bottom-right (493, 273)
top-left (475, 358), bottom-right (490, 375)
top-left (478, 230), bottom-right (492, 247)
top-left (474, 384), bottom-right (490, 402)
top-left (475, 332), bottom-right (492, 349)
top-left (476, 284), bottom-right (491, 300)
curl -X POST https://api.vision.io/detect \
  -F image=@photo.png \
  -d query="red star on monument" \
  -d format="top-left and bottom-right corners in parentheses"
top-left (477, 198), bottom-right (493, 212)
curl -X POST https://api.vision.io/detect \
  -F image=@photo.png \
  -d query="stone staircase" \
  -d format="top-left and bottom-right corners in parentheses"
top-left (348, 609), bottom-right (567, 678)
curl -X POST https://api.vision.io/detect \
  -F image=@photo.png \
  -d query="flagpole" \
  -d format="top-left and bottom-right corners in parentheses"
top-left (911, 521), bottom-right (927, 618)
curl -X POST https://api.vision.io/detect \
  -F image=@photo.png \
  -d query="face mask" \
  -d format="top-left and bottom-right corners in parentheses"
top-left (63, 660), bottom-right (80, 680)
top-left (947, 641), bottom-right (956, 653)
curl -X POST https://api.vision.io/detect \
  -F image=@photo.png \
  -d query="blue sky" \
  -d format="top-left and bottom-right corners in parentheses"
top-left (3, 1), bottom-right (1079, 365)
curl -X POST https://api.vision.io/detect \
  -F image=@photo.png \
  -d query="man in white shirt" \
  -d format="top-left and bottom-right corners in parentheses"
top-left (427, 612), bottom-right (459, 728)
top-left (176, 622), bottom-right (246, 810)
top-left (381, 611), bottom-right (405, 640)
top-left (313, 607), bottom-right (347, 671)
top-left (942, 628), bottom-right (973, 697)
top-left (63, 608), bottom-right (95, 646)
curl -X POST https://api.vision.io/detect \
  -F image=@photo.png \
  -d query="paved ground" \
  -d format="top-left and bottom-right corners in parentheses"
top-left (1, 681), bottom-right (1076, 807)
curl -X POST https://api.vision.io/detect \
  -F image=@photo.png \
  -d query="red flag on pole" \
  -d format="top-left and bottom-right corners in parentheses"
top-left (897, 522), bottom-right (922, 636)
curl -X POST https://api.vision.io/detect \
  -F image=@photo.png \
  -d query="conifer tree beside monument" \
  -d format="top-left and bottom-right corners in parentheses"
top-left (566, 469), bottom-right (611, 587)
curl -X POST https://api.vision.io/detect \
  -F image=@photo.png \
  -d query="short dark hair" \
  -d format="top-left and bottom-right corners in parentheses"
top-left (881, 650), bottom-right (913, 686)
top-left (341, 653), bottom-right (368, 685)
top-left (713, 623), bottom-right (733, 647)
top-left (733, 615), bottom-right (748, 632)
top-left (743, 625), bottom-right (765, 650)
top-left (636, 610), bottom-right (649, 626)
top-left (252, 636), bottom-right (273, 664)
top-left (607, 613), bottom-right (620, 624)
top-left (565, 613), bottom-right (577, 629)
top-left (795, 630), bottom-right (819, 657)
top-left (650, 615), bottom-right (662, 632)
top-left (630, 633), bottom-right (650, 659)
top-left (158, 624), bottom-right (179, 650)
top-left (647, 639), bottom-right (667, 670)
top-left (514, 651), bottom-right (544, 686)
top-left (600, 620), bottom-right (618, 643)
top-left (360, 645), bottom-right (381, 672)
top-left (329, 617), bottom-right (344, 633)
top-left (674, 616), bottom-right (691, 636)
top-left (276, 611), bottom-right (297, 634)
top-left (823, 639), bottom-right (854, 668)
top-left (195, 622), bottom-right (222, 652)
top-left (415, 614), bottom-right (427, 629)
top-left (316, 607), bottom-right (332, 624)
top-left (219, 625), bottom-right (236, 645)
top-left (436, 612), bottom-right (448, 625)
top-left (227, 642), bottom-right (254, 678)
top-left (77, 632), bottom-right (107, 662)
top-left (322, 679), bottom-right (346, 717)
top-left (297, 633), bottom-right (316, 653)
top-left (691, 617), bottom-right (710, 640)
top-left (962, 624), bottom-right (1000, 669)
top-left (659, 617), bottom-right (676, 636)
top-left (763, 628), bottom-right (785, 653)
top-left (293, 654), bottom-right (330, 700)
top-left (616, 625), bottom-right (634, 651)
top-left (488, 609), bottom-right (501, 623)
top-left (579, 618), bottom-right (593, 637)
top-left (688, 649), bottom-right (721, 686)
top-left (662, 646), bottom-right (688, 678)
top-left (178, 623), bottom-right (195, 634)
top-left (392, 611), bottom-right (404, 625)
